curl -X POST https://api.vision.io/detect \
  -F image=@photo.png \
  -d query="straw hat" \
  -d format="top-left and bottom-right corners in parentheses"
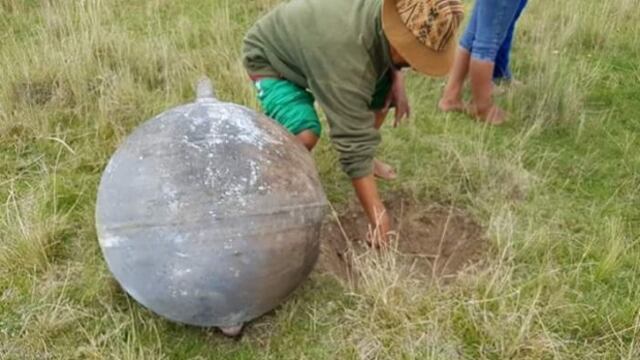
top-left (382, 0), bottom-right (464, 76)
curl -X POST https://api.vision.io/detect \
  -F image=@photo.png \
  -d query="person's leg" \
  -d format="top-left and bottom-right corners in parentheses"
top-left (493, 0), bottom-right (528, 82)
top-left (254, 78), bottom-right (321, 150)
top-left (439, 47), bottom-right (472, 112)
top-left (493, 24), bottom-right (514, 81)
top-left (468, 59), bottom-right (506, 123)
top-left (439, 3), bottom-right (478, 112)
top-left (295, 130), bottom-right (319, 150)
top-left (466, 0), bottom-right (523, 124)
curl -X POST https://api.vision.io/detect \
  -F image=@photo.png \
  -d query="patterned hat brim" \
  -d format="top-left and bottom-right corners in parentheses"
top-left (382, 0), bottom-right (457, 77)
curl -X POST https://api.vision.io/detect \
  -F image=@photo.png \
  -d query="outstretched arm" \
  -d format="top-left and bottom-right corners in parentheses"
top-left (307, 78), bottom-right (392, 245)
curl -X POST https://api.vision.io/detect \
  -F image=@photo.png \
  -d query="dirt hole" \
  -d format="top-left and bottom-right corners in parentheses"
top-left (316, 194), bottom-right (488, 283)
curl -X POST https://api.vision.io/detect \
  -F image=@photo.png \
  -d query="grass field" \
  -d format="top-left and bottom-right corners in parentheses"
top-left (1, 0), bottom-right (639, 358)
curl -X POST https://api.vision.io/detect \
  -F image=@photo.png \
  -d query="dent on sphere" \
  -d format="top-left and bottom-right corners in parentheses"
top-left (95, 80), bottom-right (327, 328)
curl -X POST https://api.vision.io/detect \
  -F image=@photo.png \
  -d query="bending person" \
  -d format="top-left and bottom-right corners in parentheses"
top-left (243, 0), bottom-right (464, 246)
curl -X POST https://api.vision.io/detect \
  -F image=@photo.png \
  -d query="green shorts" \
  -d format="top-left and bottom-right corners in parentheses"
top-left (253, 73), bottom-right (392, 137)
top-left (254, 78), bottom-right (322, 137)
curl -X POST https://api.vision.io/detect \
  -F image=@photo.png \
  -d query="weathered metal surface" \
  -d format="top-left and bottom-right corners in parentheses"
top-left (96, 79), bottom-right (327, 328)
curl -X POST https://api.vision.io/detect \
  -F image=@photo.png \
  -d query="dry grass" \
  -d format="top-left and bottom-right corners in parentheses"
top-left (1, 0), bottom-right (639, 359)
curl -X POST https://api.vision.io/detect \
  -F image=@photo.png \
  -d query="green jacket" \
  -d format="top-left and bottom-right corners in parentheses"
top-left (242, 0), bottom-right (392, 179)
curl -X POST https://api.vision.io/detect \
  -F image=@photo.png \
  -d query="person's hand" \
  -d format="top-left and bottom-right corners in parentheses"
top-left (383, 70), bottom-right (411, 128)
top-left (352, 175), bottom-right (393, 248)
top-left (367, 209), bottom-right (392, 249)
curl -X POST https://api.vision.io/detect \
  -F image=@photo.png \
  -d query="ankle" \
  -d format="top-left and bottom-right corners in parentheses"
top-left (441, 82), bottom-right (462, 101)
top-left (470, 99), bottom-right (494, 115)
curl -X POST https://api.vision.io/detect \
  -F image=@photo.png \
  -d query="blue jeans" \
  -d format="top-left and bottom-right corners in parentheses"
top-left (459, 0), bottom-right (524, 64)
top-left (493, 0), bottom-right (528, 81)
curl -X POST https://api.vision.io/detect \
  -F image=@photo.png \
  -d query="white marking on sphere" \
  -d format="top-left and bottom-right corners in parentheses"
top-left (100, 235), bottom-right (124, 248)
top-left (173, 268), bottom-right (193, 277)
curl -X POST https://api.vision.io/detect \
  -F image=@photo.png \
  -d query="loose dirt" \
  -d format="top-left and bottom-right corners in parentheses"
top-left (316, 194), bottom-right (488, 282)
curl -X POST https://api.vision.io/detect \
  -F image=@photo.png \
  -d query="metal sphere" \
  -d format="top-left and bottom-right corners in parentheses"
top-left (96, 79), bottom-right (327, 329)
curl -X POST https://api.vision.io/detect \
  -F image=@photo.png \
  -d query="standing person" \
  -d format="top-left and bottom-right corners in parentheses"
top-left (242, 0), bottom-right (464, 246)
top-left (438, 0), bottom-right (525, 124)
top-left (494, 0), bottom-right (529, 84)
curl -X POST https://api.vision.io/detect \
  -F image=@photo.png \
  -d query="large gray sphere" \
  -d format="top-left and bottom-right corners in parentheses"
top-left (96, 79), bottom-right (327, 329)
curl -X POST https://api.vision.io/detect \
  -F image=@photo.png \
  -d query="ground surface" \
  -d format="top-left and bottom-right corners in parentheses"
top-left (1, 0), bottom-right (639, 359)
top-left (318, 195), bottom-right (487, 282)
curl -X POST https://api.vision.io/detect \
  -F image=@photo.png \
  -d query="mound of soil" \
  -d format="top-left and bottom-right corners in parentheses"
top-left (317, 194), bottom-right (487, 282)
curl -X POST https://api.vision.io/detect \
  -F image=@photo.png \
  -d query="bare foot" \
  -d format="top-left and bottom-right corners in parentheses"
top-left (373, 159), bottom-right (397, 180)
top-left (492, 83), bottom-right (507, 97)
top-left (466, 103), bottom-right (507, 125)
top-left (220, 324), bottom-right (244, 337)
top-left (438, 97), bottom-right (466, 113)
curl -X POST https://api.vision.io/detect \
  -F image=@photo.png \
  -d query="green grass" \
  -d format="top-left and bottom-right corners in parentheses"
top-left (1, 0), bottom-right (639, 358)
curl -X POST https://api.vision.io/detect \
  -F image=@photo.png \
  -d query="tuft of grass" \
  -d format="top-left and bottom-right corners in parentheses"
top-left (1, 0), bottom-right (639, 358)
top-left (0, 181), bottom-right (70, 275)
